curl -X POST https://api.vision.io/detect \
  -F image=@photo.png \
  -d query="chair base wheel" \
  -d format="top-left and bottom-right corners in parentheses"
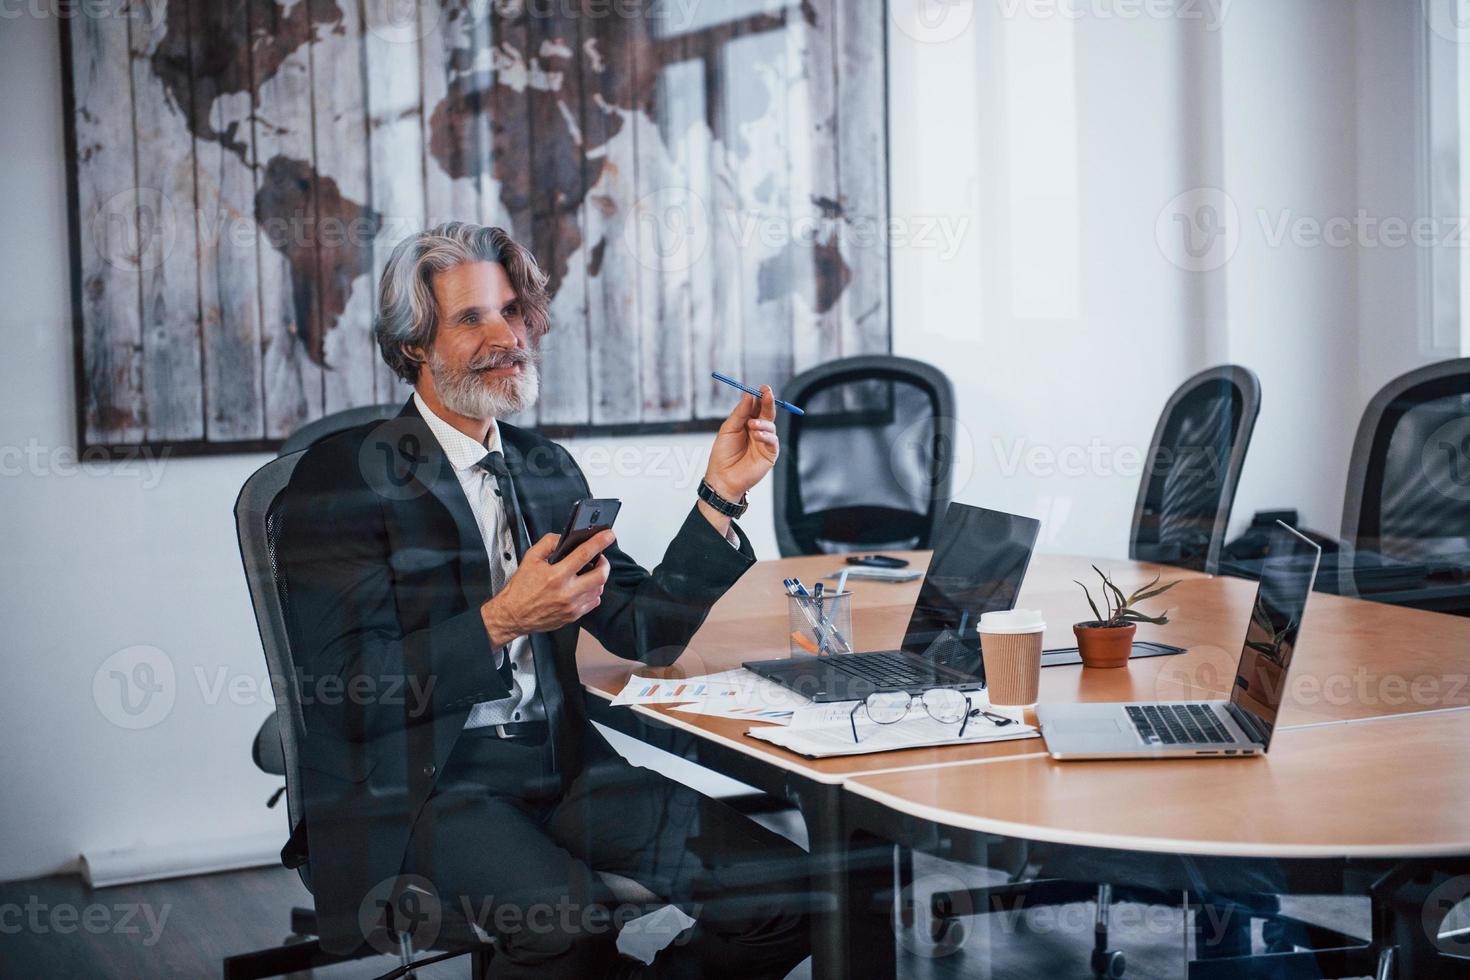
top-left (930, 915), bottom-right (966, 954)
top-left (896, 911), bottom-right (967, 958)
top-left (1091, 948), bottom-right (1126, 978)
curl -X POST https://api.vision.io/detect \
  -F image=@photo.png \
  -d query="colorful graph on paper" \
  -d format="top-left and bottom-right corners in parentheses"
top-left (612, 676), bottom-right (743, 706)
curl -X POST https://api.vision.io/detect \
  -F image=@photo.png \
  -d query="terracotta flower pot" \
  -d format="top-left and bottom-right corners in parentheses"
top-left (1073, 621), bottom-right (1136, 668)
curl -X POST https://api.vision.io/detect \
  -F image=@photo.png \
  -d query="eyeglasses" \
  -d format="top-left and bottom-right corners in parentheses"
top-left (848, 689), bottom-right (1016, 743)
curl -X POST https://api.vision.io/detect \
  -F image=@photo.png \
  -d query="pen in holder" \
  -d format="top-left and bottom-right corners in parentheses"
top-left (788, 590), bottom-right (853, 657)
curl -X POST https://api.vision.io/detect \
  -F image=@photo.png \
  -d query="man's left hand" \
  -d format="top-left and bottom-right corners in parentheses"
top-left (703, 384), bottom-right (779, 504)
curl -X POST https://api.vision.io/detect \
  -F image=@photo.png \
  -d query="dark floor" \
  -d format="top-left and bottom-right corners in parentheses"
top-left (0, 836), bottom-right (1375, 979)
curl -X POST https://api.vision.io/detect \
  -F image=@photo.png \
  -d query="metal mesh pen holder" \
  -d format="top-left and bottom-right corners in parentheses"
top-left (787, 590), bottom-right (853, 657)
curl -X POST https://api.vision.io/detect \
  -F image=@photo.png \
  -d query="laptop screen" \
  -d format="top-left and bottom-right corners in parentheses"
top-left (1229, 522), bottom-right (1322, 748)
top-left (899, 504), bottom-right (1041, 659)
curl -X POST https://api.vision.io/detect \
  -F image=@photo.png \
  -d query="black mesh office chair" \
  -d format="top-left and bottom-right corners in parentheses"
top-left (225, 451), bottom-right (495, 979)
top-left (244, 402), bottom-right (405, 896)
top-left (1129, 365), bottom-right (1261, 575)
top-left (773, 355), bottom-right (956, 556)
top-left (229, 422), bottom-right (671, 978)
top-left (1339, 358), bottom-right (1470, 608)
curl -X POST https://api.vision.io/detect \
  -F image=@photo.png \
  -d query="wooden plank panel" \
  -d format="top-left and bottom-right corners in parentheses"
top-left (583, 8), bottom-right (642, 425)
top-left (250, 0), bottom-right (324, 438)
top-left (363, 0), bottom-right (426, 405)
top-left (69, 9), bottom-right (144, 445)
top-left (834, 0), bottom-right (889, 359)
top-left (420, 1), bottom-right (482, 225)
top-left (66, 0), bottom-right (889, 450)
top-left (467, 5), bottom-right (500, 230)
top-left (702, 48), bottom-right (745, 420)
top-left (484, 3), bottom-right (529, 233)
top-left (130, 4), bottom-right (204, 441)
top-left (526, 7), bottom-right (590, 425)
top-left (724, 29), bottom-right (793, 390)
top-left (190, 0), bottom-right (265, 442)
top-left (314, 0), bottom-right (378, 415)
top-left (666, 59), bottom-right (718, 422)
top-left (786, 2), bottom-right (842, 376)
top-left (633, 58), bottom-right (703, 422)
top-left (486, 2), bottom-right (535, 429)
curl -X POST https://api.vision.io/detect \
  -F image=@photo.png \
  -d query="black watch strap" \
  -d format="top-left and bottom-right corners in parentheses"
top-left (698, 480), bottom-right (749, 519)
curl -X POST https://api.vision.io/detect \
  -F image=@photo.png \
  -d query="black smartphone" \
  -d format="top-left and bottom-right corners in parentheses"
top-left (549, 498), bottom-right (621, 571)
top-left (845, 554), bottom-right (910, 569)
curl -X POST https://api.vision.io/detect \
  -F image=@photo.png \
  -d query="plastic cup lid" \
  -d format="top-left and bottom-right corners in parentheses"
top-left (978, 608), bottom-right (1046, 634)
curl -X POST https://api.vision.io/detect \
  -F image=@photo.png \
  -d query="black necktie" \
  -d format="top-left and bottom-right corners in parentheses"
top-left (474, 450), bottom-right (527, 699)
top-left (476, 450), bottom-right (530, 559)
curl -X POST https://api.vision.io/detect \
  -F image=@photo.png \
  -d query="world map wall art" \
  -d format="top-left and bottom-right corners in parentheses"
top-left (61, 0), bottom-right (891, 454)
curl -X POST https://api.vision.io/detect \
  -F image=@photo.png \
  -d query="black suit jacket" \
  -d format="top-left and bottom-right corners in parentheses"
top-left (273, 399), bottom-right (755, 952)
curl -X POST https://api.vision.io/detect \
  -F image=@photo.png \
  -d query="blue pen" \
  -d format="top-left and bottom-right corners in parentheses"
top-left (710, 372), bottom-right (806, 415)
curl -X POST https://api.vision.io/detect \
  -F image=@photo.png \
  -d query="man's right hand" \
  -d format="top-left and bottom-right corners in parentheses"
top-left (481, 530), bottom-right (615, 647)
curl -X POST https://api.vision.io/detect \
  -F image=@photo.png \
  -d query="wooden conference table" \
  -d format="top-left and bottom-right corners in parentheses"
top-left (576, 552), bottom-right (1470, 977)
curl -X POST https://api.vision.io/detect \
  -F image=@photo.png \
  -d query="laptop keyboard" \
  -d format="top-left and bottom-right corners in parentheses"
top-left (1127, 704), bottom-right (1236, 745)
top-left (834, 652), bottom-right (948, 689)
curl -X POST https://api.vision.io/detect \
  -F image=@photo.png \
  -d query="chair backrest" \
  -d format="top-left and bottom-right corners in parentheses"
top-left (1129, 365), bottom-right (1261, 575)
top-left (1342, 358), bottom-right (1470, 575)
top-left (773, 355), bottom-right (956, 557)
top-left (279, 402), bottom-right (401, 456)
top-left (234, 451), bottom-right (309, 879)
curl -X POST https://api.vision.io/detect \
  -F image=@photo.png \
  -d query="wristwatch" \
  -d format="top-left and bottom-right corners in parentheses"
top-left (698, 479), bottom-right (749, 519)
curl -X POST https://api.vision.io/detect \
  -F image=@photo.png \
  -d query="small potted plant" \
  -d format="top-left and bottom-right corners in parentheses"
top-left (1073, 566), bottom-right (1179, 668)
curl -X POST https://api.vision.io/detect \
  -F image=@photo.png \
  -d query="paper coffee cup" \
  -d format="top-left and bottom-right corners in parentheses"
top-left (979, 609), bottom-right (1045, 706)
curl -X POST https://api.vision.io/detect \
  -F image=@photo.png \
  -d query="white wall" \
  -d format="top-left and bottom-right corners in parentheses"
top-left (889, 0), bottom-right (1447, 555)
top-left (1216, 0), bottom-right (1363, 537)
top-left (0, 0), bottom-right (1449, 882)
top-left (890, 0), bottom-right (1202, 559)
top-left (1356, 0), bottom-right (1448, 401)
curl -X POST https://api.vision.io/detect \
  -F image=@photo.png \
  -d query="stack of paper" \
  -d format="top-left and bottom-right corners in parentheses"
top-left (748, 710), bottom-right (1039, 758)
top-left (611, 676), bottom-right (741, 706)
top-left (611, 669), bottom-right (808, 724)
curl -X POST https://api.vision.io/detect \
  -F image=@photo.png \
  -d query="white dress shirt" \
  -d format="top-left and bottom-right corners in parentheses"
top-left (413, 393), bottom-right (543, 727)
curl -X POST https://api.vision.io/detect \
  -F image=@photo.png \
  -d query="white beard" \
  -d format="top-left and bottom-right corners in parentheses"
top-left (428, 349), bottom-right (541, 420)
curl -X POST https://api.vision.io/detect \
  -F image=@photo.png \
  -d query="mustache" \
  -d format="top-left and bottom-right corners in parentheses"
top-left (467, 348), bottom-right (535, 372)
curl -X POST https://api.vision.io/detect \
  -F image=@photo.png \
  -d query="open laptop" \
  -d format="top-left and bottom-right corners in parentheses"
top-left (1038, 521), bottom-right (1321, 760)
top-left (744, 504), bottom-right (1041, 702)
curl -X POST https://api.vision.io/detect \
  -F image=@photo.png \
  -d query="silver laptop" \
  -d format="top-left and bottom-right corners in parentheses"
top-left (1038, 522), bottom-right (1320, 760)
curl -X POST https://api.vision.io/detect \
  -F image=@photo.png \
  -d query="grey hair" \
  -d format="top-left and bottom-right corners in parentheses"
top-left (374, 221), bottom-right (551, 384)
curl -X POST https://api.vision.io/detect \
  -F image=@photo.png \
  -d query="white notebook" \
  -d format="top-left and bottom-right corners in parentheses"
top-left (826, 566), bottom-right (923, 583)
top-left (747, 711), bottom-right (1039, 758)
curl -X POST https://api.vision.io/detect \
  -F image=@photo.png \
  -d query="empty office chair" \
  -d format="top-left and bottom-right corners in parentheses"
top-left (226, 451), bottom-right (495, 979)
top-left (1339, 357), bottom-right (1470, 608)
top-left (773, 355), bottom-right (956, 556)
top-left (277, 402), bottom-right (403, 456)
top-left (1129, 365), bottom-right (1261, 575)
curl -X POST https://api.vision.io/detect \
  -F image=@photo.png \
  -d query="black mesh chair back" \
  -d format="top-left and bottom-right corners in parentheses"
top-left (774, 355), bottom-right (955, 557)
top-left (1130, 365), bottom-right (1261, 575)
top-left (234, 452), bottom-right (310, 888)
top-left (248, 406), bottom-right (401, 803)
top-left (279, 402), bottom-right (401, 456)
top-left (1342, 358), bottom-right (1470, 586)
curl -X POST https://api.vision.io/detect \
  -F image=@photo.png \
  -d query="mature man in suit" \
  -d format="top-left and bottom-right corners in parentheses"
top-left (275, 222), bottom-right (809, 978)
